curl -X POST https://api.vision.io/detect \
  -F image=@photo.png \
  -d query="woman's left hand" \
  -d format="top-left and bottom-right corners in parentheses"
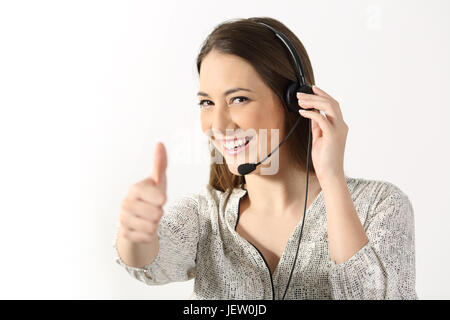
top-left (296, 85), bottom-right (348, 182)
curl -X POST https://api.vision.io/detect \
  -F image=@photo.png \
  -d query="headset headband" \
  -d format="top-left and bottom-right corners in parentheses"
top-left (256, 22), bottom-right (307, 87)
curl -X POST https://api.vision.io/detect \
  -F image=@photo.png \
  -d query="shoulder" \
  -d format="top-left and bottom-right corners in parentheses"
top-left (345, 174), bottom-right (414, 223)
top-left (346, 175), bottom-right (411, 205)
top-left (160, 191), bottom-right (205, 228)
top-left (165, 192), bottom-right (202, 214)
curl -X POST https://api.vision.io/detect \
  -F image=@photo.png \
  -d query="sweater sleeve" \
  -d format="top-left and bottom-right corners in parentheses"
top-left (112, 194), bottom-right (200, 285)
top-left (328, 182), bottom-right (418, 300)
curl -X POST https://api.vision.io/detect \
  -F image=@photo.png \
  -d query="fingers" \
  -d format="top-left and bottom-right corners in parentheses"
top-left (297, 86), bottom-right (343, 121)
top-left (119, 198), bottom-right (162, 243)
top-left (118, 192), bottom-right (163, 244)
top-left (151, 142), bottom-right (168, 192)
top-left (297, 95), bottom-right (341, 122)
top-left (311, 85), bottom-right (337, 103)
top-left (128, 180), bottom-right (167, 206)
top-left (299, 109), bottom-right (331, 135)
top-left (118, 141), bottom-right (168, 245)
top-left (121, 197), bottom-right (163, 222)
top-left (120, 226), bottom-right (156, 243)
top-left (310, 118), bottom-right (323, 138)
top-left (120, 210), bottom-right (158, 235)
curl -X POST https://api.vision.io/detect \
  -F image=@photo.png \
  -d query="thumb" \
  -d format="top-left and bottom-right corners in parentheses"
top-left (150, 141), bottom-right (167, 193)
top-left (311, 118), bottom-right (320, 137)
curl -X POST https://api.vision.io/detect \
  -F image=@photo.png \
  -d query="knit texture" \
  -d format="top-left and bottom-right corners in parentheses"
top-left (113, 175), bottom-right (417, 300)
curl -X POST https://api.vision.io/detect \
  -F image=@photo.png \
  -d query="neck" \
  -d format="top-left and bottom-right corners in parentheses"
top-left (242, 164), bottom-right (321, 218)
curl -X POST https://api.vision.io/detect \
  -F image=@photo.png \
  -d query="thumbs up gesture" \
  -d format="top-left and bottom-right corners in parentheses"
top-left (118, 142), bottom-right (168, 244)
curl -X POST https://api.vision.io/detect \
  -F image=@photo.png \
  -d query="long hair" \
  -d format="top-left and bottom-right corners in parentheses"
top-left (196, 17), bottom-right (316, 193)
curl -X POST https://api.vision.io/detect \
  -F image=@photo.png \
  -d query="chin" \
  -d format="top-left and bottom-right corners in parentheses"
top-left (224, 162), bottom-right (240, 176)
top-left (212, 142), bottom-right (259, 175)
top-left (227, 162), bottom-right (259, 177)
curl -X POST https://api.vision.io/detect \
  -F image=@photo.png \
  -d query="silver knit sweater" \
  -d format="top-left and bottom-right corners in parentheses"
top-left (113, 175), bottom-right (417, 300)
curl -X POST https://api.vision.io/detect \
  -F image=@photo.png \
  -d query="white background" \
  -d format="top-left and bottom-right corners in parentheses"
top-left (0, 0), bottom-right (448, 299)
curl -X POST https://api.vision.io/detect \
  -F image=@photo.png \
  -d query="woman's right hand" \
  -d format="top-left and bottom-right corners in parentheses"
top-left (118, 142), bottom-right (167, 244)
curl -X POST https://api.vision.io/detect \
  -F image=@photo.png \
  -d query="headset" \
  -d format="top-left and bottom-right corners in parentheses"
top-left (237, 21), bottom-right (317, 300)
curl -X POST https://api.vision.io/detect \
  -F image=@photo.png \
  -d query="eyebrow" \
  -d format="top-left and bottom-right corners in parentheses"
top-left (197, 87), bottom-right (253, 98)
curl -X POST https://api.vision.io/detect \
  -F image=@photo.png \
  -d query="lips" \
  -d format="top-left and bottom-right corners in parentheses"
top-left (223, 136), bottom-right (252, 150)
top-left (222, 136), bottom-right (253, 155)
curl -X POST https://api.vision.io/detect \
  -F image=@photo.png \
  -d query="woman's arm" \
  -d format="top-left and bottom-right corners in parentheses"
top-left (116, 232), bottom-right (159, 270)
top-left (321, 173), bottom-right (369, 264)
top-left (324, 178), bottom-right (417, 299)
top-left (113, 194), bottom-right (200, 285)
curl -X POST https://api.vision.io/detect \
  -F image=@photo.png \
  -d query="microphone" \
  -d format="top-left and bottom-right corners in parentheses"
top-left (237, 163), bottom-right (258, 175)
top-left (237, 115), bottom-right (304, 175)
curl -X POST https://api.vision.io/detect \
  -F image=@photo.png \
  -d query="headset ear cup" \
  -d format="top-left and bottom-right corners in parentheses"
top-left (296, 85), bottom-right (315, 111)
top-left (285, 81), bottom-right (300, 113)
top-left (298, 85), bottom-right (313, 95)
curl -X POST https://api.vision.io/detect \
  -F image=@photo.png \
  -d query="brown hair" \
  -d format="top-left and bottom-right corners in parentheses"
top-left (196, 17), bottom-right (316, 193)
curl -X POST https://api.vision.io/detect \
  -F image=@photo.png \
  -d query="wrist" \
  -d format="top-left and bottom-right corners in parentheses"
top-left (318, 172), bottom-right (346, 191)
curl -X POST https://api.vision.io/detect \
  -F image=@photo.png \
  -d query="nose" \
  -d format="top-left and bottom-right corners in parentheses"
top-left (210, 103), bottom-right (238, 140)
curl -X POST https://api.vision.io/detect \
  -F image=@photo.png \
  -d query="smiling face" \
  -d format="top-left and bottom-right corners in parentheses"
top-left (198, 50), bottom-right (288, 176)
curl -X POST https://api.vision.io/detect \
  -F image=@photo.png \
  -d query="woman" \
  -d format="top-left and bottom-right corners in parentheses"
top-left (113, 17), bottom-right (417, 300)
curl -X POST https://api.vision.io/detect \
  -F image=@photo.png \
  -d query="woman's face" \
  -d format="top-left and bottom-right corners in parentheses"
top-left (198, 50), bottom-right (287, 176)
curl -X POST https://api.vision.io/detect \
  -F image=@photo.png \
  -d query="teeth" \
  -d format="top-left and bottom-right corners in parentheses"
top-left (224, 138), bottom-right (248, 149)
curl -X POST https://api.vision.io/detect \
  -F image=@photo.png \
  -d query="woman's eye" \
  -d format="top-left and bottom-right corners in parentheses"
top-left (197, 96), bottom-right (249, 109)
top-left (231, 96), bottom-right (248, 104)
top-left (198, 100), bottom-right (212, 108)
